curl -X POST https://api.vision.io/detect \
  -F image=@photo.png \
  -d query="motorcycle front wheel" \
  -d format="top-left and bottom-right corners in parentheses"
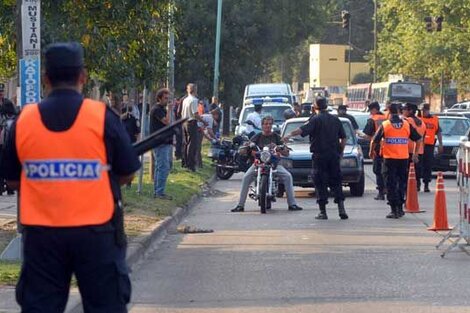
top-left (216, 166), bottom-right (235, 180)
top-left (259, 174), bottom-right (268, 214)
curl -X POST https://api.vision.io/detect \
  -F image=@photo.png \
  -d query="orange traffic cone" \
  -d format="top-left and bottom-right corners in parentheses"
top-left (428, 172), bottom-right (452, 231)
top-left (405, 162), bottom-right (425, 213)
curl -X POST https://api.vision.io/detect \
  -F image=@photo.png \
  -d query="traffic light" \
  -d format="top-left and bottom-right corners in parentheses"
top-left (341, 10), bottom-right (350, 29)
top-left (435, 16), bottom-right (443, 31)
top-left (424, 16), bottom-right (433, 32)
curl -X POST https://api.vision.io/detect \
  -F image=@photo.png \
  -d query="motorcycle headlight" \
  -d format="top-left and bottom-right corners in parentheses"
top-left (340, 158), bottom-right (357, 168)
top-left (260, 151), bottom-right (271, 163)
top-left (280, 158), bottom-right (293, 168)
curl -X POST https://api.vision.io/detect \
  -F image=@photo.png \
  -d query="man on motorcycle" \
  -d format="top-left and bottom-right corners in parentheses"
top-left (231, 116), bottom-right (303, 212)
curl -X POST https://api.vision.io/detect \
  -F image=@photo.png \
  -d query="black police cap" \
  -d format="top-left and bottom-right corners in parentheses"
top-left (402, 102), bottom-right (418, 112)
top-left (45, 42), bottom-right (84, 71)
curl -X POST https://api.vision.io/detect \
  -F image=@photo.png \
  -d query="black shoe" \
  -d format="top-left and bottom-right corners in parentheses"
top-left (339, 213), bottom-right (349, 220)
top-left (6, 190), bottom-right (14, 196)
top-left (374, 193), bottom-right (385, 200)
top-left (397, 205), bottom-right (405, 217)
top-left (424, 185), bottom-right (430, 193)
top-left (417, 185), bottom-right (421, 192)
top-left (315, 212), bottom-right (328, 220)
top-left (288, 205), bottom-right (303, 211)
top-left (231, 205), bottom-right (244, 212)
top-left (386, 211), bottom-right (398, 219)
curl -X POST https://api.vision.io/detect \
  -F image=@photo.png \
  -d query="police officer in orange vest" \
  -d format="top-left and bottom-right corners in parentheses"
top-left (370, 103), bottom-right (422, 219)
top-left (363, 101), bottom-right (387, 200)
top-left (3, 42), bottom-right (141, 312)
top-left (402, 103), bottom-right (426, 190)
top-left (419, 103), bottom-right (443, 192)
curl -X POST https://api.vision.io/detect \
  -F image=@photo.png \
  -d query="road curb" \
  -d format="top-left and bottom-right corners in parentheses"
top-left (67, 174), bottom-right (217, 313)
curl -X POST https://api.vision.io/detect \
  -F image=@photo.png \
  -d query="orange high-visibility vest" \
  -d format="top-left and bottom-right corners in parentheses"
top-left (382, 119), bottom-right (411, 160)
top-left (405, 116), bottom-right (426, 155)
top-left (421, 115), bottom-right (439, 145)
top-left (371, 114), bottom-right (387, 134)
top-left (16, 99), bottom-right (114, 227)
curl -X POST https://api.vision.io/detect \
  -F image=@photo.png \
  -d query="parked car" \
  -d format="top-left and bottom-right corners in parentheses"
top-left (234, 99), bottom-right (292, 136)
top-left (347, 111), bottom-right (371, 158)
top-left (446, 101), bottom-right (470, 112)
top-left (279, 117), bottom-right (365, 196)
top-left (437, 111), bottom-right (470, 120)
top-left (432, 115), bottom-right (470, 171)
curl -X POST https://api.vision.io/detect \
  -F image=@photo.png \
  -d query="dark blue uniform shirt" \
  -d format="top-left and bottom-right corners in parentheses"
top-left (299, 111), bottom-right (346, 156)
top-left (2, 89), bottom-right (141, 201)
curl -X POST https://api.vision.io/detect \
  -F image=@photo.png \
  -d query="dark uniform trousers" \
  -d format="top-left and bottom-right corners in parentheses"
top-left (422, 144), bottom-right (435, 184)
top-left (182, 120), bottom-right (200, 170)
top-left (17, 224), bottom-right (130, 313)
top-left (372, 156), bottom-right (385, 193)
top-left (382, 159), bottom-right (409, 207)
top-left (312, 154), bottom-right (345, 205)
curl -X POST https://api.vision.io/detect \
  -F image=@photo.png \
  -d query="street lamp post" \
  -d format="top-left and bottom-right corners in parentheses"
top-left (212, 0), bottom-right (223, 98)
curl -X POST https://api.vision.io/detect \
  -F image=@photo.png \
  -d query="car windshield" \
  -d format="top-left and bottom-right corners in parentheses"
top-left (350, 114), bottom-right (369, 131)
top-left (241, 106), bottom-right (290, 124)
top-left (439, 118), bottom-right (470, 136)
top-left (282, 120), bottom-right (355, 145)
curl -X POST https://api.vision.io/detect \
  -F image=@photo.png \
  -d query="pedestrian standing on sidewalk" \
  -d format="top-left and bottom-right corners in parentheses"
top-left (419, 103), bottom-right (443, 192)
top-left (361, 101), bottom-right (387, 200)
top-left (3, 42), bottom-right (140, 312)
top-left (283, 97), bottom-right (348, 220)
top-left (0, 84), bottom-right (17, 196)
top-left (181, 84), bottom-right (207, 171)
top-left (370, 103), bottom-right (421, 219)
top-left (149, 88), bottom-right (174, 200)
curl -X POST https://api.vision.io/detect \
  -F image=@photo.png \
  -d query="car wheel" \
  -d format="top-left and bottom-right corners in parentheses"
top-left (349, 172), bottom-right (365, 197)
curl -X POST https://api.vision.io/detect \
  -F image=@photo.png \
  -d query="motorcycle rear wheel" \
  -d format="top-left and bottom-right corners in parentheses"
top-left (216, 167), bottom-right (234, 180)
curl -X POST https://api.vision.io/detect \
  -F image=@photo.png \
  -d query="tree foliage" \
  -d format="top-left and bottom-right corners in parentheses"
top-left (174, 0), bottom-right (330, 106)
top-left (377, 0), bottom-right (470, 91)
top-left (0, 0), bottom-right (171, 93)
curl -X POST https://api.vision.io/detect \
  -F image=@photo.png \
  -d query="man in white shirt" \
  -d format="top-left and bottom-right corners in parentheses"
top-left (245, 103), bottom-right (262, 138)
top-left (181, 83), bottom-right (206, 171)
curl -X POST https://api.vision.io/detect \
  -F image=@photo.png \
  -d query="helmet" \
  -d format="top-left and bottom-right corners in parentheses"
top-left (283, 108), bottom-right (296, 120)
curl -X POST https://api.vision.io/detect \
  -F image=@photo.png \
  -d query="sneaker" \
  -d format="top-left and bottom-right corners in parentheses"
top-left (231, 205), bottom-right (244, 212)
top-left (288, 205), bottom-right (303, 211)
top-left (154, 194), bottom-right (173, 200)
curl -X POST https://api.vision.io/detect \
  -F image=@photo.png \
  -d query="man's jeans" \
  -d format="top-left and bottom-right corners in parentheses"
top-left (153, 144), bottom-right (172, 196)
top-left (237, 164), bottom-right (296, 207)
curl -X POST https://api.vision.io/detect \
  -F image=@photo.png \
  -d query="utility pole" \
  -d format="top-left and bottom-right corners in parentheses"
top-left (167, 1), bottom-right (175, 119)
top-left (373, 0), bottom-right (378, 82)
top-left (212, 0), bottom-right (222, 98)
top-left (348, 18), bottom-right (352, 86)
top-left (440, 71), bottom-right (445, 112)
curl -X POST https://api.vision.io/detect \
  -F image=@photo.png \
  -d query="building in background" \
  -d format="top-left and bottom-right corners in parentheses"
top-left (309, 44), bottom-right (369, 88)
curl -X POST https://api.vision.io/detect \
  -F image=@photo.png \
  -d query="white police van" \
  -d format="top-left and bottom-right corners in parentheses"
top-left (235, 97), bottom-right (292, 136)
top-left (243, 83), bottom-right (296, 106)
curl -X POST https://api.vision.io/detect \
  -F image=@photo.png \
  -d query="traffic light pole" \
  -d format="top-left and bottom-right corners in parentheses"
top-left (348, 19), bottom-right (352, 86)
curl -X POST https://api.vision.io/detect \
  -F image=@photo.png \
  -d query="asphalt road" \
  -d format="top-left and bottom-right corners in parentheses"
top-left (129, 164), bottom-right (470, 313)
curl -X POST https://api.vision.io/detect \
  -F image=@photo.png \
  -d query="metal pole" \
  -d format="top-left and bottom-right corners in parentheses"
top-left (373, 0), bottom-right (378, 82)
top-left (167, 1), bottom-right (175, 107)
top-left (212, 0), bottom-right (223, 98)
top-left (348, 17), bottom-right (352, 86)
top-left (440, 71), bottom-right (445, 112)
top-left (137, 85), bottom-right (147, 194)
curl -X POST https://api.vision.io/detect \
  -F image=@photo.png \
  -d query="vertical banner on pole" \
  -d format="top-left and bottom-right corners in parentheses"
top-left (20, 0), bottom-right (41, 106)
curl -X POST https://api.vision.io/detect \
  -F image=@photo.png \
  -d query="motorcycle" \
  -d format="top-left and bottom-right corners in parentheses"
top-left (209, 135), bottom-right (252, 180)
top-left (248, 144), bottom-right (289, 214)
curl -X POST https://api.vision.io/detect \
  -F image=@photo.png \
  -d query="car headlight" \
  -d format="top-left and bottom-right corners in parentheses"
top-left (260, 151), bottom-right (271, 163)
top-left (340, 158), bottom-right (357, 168)
top-left (280, 158), bottom-right (293, 168)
